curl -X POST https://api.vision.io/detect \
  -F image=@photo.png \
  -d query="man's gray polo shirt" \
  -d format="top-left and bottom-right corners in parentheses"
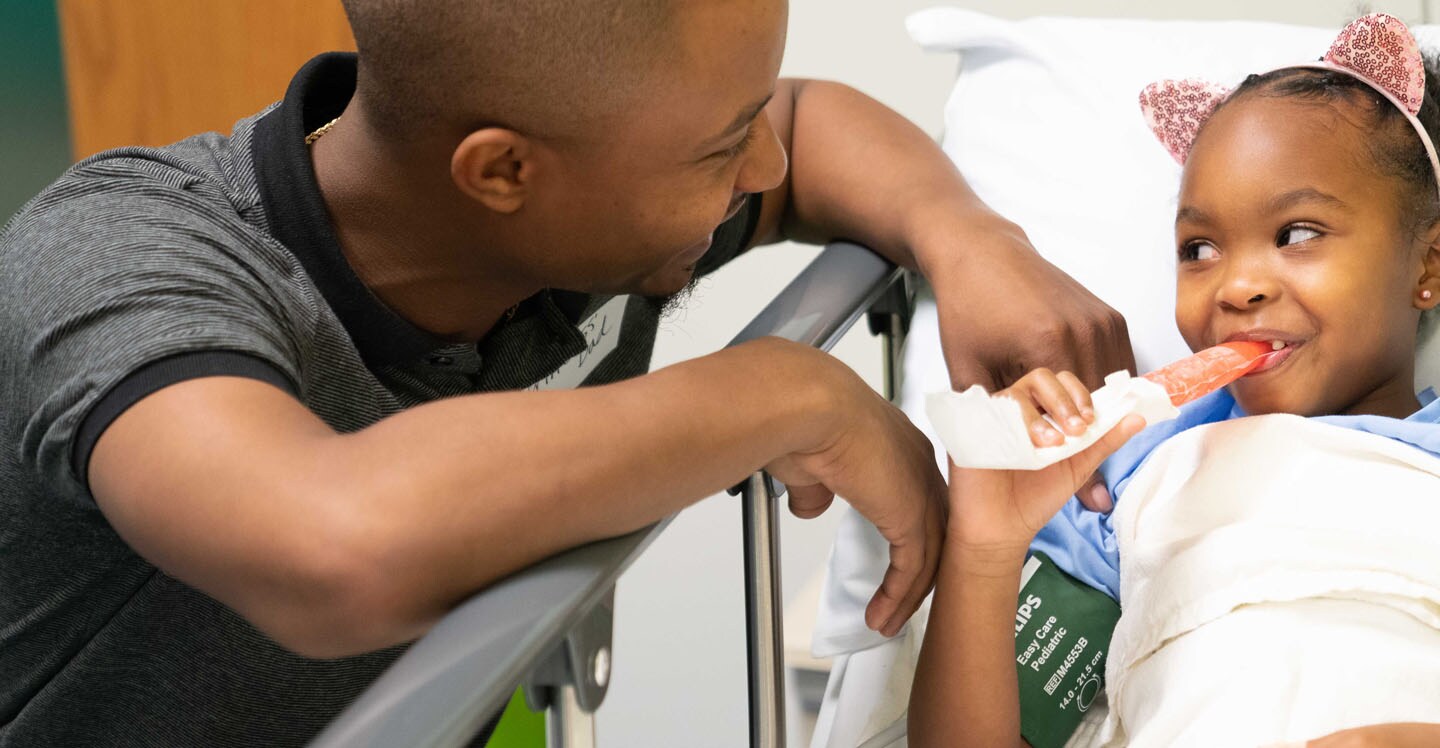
top-left (0, 53), bottom-right (762, 747)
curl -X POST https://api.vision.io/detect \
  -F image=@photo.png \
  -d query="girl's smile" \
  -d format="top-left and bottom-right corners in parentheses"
top-left (1242, 341), bottom-right (1299, 376)
top-left (1214, 332), bottom-right (1302, 375)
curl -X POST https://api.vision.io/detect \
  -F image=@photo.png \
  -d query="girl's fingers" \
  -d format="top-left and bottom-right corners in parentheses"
top-left (1026, 370), bottom-right (1089, 436)
top-left (1056, 370), bottom-right (1096, 424)
top-left (1016, 398), bottom-right (1064, 447)
top-left (1002, 369), bottom-right (1099, 447)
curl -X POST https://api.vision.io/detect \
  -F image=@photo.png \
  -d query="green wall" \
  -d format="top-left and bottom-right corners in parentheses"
top-left (1, 0), bottom-right (72, 224)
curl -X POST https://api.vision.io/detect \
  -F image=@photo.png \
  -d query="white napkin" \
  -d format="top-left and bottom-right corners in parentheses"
top-left (925, 371), bottom-right (1179, 470)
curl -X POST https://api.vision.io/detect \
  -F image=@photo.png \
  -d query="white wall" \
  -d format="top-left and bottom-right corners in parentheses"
top-left (598, 2), bottom-right (1440, 746)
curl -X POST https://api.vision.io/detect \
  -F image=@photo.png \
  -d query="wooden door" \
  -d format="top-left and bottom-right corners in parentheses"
top-left (57, 0), bottom-right (355, 159)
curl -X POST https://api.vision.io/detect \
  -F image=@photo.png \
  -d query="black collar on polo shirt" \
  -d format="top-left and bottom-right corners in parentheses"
top-left (251, 52), bottom-right (588, 379)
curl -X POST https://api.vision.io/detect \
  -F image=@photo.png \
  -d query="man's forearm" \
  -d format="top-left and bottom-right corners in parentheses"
top-left (757, 79), bottom-right (1134, 392)
top-left (775, 79), bottom-right (1018, 280)
top-left (316, 337), bottom-right (843, 644)
top-left (94, 337), bottom-right (848, 657)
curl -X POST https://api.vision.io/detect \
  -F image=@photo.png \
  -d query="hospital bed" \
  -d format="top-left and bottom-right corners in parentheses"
top-left (305, 240), bottom-right (914, 748)
top-left (809, 9), bottom-right (1440, 748)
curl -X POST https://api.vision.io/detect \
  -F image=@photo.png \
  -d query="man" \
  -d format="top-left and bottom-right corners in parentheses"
top-left (0, 0), bottom-right (1133, 745)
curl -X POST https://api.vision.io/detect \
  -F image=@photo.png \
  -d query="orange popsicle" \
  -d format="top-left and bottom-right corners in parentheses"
top-left (1141, 341), bottom-right (1272, 407)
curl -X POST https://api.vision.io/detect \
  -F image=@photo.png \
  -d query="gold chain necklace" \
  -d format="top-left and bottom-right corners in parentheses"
top-left (305, 113), bottom-right (520, 323)
top-left (305, 116), bottom-right (341, 146)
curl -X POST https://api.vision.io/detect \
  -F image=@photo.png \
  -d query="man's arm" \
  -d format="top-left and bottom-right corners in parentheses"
top-left (753, 79), bottom-right (1136, 390)
top-left (90, 337), bottom-right (945, 659)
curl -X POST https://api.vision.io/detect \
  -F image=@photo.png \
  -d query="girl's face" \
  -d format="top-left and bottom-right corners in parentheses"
top-left (1175, 94), bottom-right (1436, 418)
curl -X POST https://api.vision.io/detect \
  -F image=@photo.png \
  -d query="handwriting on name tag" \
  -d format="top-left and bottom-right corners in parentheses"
top-left (529, 295), bottom-right (629, 391)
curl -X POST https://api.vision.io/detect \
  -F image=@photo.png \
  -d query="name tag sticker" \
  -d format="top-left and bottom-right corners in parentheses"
top-left (1015, 552), bottom-right (1120, 748)
top-left (528, 295), bottom-right (628, 391)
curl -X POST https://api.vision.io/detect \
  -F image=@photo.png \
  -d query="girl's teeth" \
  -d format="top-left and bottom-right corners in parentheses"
top-left (1271, 340), bottom-right (1286, 351)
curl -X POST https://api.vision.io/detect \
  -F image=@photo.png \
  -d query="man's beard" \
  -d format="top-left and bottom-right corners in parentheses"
top-left (643, 272), bottom-right (701, 319)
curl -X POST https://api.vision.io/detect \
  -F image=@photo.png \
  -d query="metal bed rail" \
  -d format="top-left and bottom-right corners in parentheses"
top-left (309, 241), bottom-right (912, 748)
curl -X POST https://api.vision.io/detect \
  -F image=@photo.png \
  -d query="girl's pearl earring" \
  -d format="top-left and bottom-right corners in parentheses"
top-left (1424, 290), bottom-right (1435, 301)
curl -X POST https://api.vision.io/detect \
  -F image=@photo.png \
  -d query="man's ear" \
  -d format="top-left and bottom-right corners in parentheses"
top-left (451, 128), bottom-right (535, 214)
top-left (1417, 221), bottom-right (1440, 311)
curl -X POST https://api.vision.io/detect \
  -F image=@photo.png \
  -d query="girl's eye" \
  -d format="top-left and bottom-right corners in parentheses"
top-left (1277, 225), bottom-right (1321, 246)
top-left (1180, 241), bottom-right (1219, 262)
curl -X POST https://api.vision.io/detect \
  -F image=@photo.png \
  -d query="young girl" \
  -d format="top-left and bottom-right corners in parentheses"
top-left (911, 14), bottom-right (1440, 748)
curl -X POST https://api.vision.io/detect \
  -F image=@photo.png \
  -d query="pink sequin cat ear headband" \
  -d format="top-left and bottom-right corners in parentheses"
top-left (1138, 12), bottom-right (1440, 198)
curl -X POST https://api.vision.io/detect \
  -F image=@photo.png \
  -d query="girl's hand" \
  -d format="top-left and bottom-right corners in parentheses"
top-left (947, 407), bottom-right (1145, 556)
top-left (1002, 367), bottom-right (1116, 513)
top-left (1002, 367), bottom-right (1098, 448)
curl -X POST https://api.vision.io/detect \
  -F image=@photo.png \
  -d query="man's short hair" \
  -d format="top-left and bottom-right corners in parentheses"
top-left (341, 0), bottom-right (677, 141)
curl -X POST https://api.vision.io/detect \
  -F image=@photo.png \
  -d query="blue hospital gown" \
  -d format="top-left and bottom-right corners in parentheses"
top-left (1030, 388), bottom-right (1440, 600)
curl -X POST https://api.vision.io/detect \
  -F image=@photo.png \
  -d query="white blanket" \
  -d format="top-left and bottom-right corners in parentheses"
top-left (1101, 415), bottom-right (1440, 747)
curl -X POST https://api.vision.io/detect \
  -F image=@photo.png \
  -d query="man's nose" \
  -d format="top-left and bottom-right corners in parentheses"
top-left (735, 111), bottom-right (788, 195)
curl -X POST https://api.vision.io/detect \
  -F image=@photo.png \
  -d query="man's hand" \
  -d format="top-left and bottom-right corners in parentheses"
top-left (764, 346), bottom-right (947, 638)
top-left (920, 217), bottom-right (1135, 514)
top-left (746, 80), bottom-right (1135, 393)
top-left (921, 216), bottom-right (1136, 393)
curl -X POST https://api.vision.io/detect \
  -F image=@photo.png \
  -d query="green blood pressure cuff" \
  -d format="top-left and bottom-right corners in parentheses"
top-left (1014, 552), bottom-right (1121, 748)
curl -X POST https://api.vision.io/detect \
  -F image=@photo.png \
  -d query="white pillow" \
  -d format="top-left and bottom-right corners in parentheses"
top-left (906, 8), bottom-right (1440, 387)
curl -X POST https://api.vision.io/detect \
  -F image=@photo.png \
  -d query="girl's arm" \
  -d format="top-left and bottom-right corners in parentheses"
top-left (909, 369), bottom-right (1144, 747)
top-left (910, 540), bottom-right (1030, 748)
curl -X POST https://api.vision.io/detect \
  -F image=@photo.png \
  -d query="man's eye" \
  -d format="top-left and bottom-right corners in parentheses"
top-left (1278, 225), bottom-right (1320, 246)
top-left (1180, 241), bottom-right (1219, 261)
top-left (713, 126), bottom-right (757, 160)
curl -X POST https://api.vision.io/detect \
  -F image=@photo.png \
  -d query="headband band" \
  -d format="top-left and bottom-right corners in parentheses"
top-left (1288, 60), bottom-right (1440, 199)
top-left (1139, 13), bottom-right (1440, 200)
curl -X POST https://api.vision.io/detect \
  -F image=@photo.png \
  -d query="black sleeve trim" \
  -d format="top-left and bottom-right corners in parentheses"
top-left (73, 351), bottom-right (299, 483)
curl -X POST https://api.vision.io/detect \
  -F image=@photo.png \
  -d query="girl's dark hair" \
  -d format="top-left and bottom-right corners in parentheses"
top-left (1220, 54), bottom-right (1440, 232)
